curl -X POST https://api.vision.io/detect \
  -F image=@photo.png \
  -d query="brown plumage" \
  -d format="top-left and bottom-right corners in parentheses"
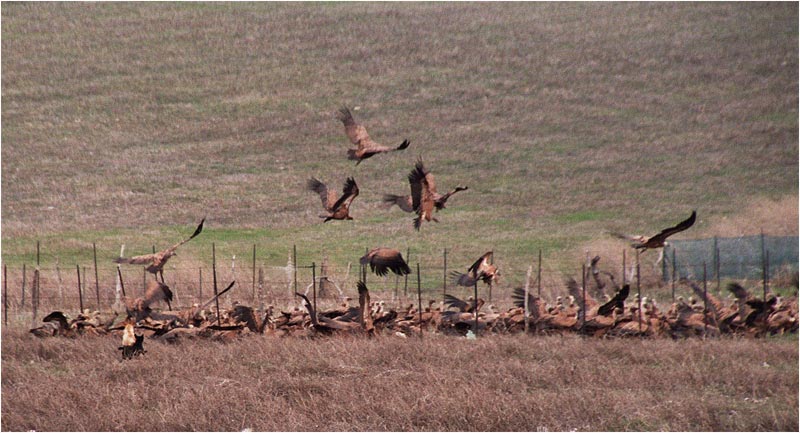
top-left (125, 280), bottom-right (174, 320)
top-left (360, 247), bottom-right (411, 277)
top-left (337, 106), bottom-right (409, 165)
top-left (308, 177), bottom-right (360, 222)
top-left (408, 158), bottom-right (438, 230)
top-left (383, 186), bottom-right (468, 214)
top-left (443, 294), bottom-right (484, 314)
top-left (597, 284), bottom-right (630, 317)
top-left (451, 251), bottom-right (499, 288)
top-left (114, 218), bottom-right (205, 275)
top-left (612, 211), bottom-right (696, 251)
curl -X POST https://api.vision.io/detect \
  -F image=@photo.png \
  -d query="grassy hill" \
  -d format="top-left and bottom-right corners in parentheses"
top-left (2, 3), bottom-right (797, 292)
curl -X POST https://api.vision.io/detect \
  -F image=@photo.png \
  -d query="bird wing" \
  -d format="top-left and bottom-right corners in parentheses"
top-left (647, 211), bottom-right (697, 246)
top-left (443, 294), bottom-right (469, 312)
top-left (382, 194), bottom-right (414, 212)
top-left (468, 251), bottom-right (493, 277)
top-left (597, 284), bottom-right (629, 316)
top-left (337, 106), bottom-right (371, 146)
top-left (142, 281), bottom-right (173, 309)
top-left (408, 159), bottom-right (428, 211)
top-left (450, 270), bottom-right (477, 287)
top-left (166, 217), bottom-right (206, 252)
top-left (609, 231), bottom-right (647, 243)
top-left (308, 177), bottom-right (336, 211)
top-left (360, 248), bottom-right (410, 277)
top-left (330, 177), bottom-right (359, 212)
top-left (114, 253), bottom-right (157, 265)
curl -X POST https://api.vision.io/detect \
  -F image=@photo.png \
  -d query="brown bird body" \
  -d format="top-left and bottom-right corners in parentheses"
top-left (115, 218), bottom-right (205, 275)
top-left (360, 247), bottom-right (411, 277)
top-left (612, 211), bottom-right (696, 251)
top-left (337, 106), bottom-right (409, 165)
top-left (383, 186), bottom-right (468, 214)
top-left (308, 177), bottom-right (359, 222)
top-left (125, 280), bottom-right (174, 320)
top-left (408, 158), bottom-right (437, 230)
top-left (451, 251), bottom-right (499, 288)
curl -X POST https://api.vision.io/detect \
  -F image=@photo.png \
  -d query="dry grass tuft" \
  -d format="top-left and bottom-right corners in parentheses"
top-left (2, 327), bottom-right (797, 431)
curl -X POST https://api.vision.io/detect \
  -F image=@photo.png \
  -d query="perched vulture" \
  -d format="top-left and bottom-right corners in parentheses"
top-left (337, 106), bottom-right (409, 165)
top-left (451, 251), bottom-right (499, 288)
top-left (443, 293), bottom-right (484, 313)
top-left (612, 211), bottom-right (696, 251)
top-left (308, 177), bottom-right (360, 222)
top-left (360, 248), bottom-right (411, 277)
top-left (114, 218), bottom-right (205, 277)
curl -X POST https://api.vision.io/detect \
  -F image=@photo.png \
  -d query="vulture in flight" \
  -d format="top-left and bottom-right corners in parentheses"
top-left (114, 218), bottom-right (205, 279)
top-left (408, 158), bottom-right (439, 230)
top-left (360, 247), bottom-right (411, 277)
top-left (125, 280), bottom-right (174, 320)
top-left (612, 210), bottom-right (696, 251)
top-left (451, 251), bottom-right (499, 288)
top-left (337, 106), bottom-right (409, 165)
top-left (383, 187), bottom-right (468, 213)
top-left (308, 176), bottom-right (360, 222)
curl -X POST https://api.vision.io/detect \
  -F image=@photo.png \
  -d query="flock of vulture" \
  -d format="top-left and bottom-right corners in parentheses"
top-left (25, 107), bottom-right (797, 358)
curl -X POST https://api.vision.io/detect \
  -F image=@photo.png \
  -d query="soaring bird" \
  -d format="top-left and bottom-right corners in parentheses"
top-left (360, 247), bottom-right (411, 277)
top-left (408, 158), bottom-right (438, 230)
top-left (125, 280), bottom-right (174, 320)
top-left (611, 210), bottom-right (697, 252)
top-left (451, 251), bottom-right (499, 288)
top-left (114, 218), bottom-right (205, 280)
top-left (308, 177), bottom-right (360, 222)
top-left (382, 186), bottom-right (469, 213)
top-left (336, 106), bottom-right (409, 165)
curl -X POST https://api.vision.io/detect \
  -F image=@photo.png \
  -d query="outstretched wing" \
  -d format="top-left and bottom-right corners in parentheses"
top-left (360, 248), bottom-right (411, 277)
top-left (114, 253), bottom-right (157, 266)
top-left (647, 211), bottom-right (697, 246)
top-left (597, 284), bottom-right (629, 316)
top-left (443, 294), bottom-right (469, 312)
top-left (330, 177), bottom-right (359, 212)
top-left (142, 280), bottom-right (173, 310)
top-left (468, 251), bottom-right (493, 277)
top-left (450, 270), bottom-right (477, 287)
top-left (308, 177), bottom-right (337, 211)
top-left (337, 106), bottom-right (371, 146)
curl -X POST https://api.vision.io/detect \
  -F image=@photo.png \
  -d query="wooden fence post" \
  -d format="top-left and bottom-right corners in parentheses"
top-left (93, 242), bottom-right (100, 309)
top-left (671, 248), bottom-right (677, 302)
top-left (21, 264), bottom-right (26, 308)
top-left (404, 247), bottom-right (410, 298)
top-left (76, 265), bottom-right (84, 312)
top-left (636, 250), bottom-right (641, 333)
top-left (213, 243), bottom-right (220, 327)
top-left (442, 248), bottom-right (447, 301)
top-left (537, 249), bottom-right (542, 298)
top-left (703, 262), bottom-right (708, 339)
top-left (581, 263), bottom-right (586, 334)
top-left (252, 244), bottom-right (256, 303)
top-left (473, 279), bottom-right (479, 334)
top-left (417, 262), bottom-right (423, 338)
top-left (3, 265), bottom-right (7, 325)
top-left (524, 265), bottom-right (532, 334)
top-left (31, 269), bottom-right (39, 328)
top-left (312, 262), bottom-right (317, 317)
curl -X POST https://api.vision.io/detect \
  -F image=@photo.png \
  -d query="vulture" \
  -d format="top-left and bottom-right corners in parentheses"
top-left (308, 177), bottom-right (360, 222)
top-left (612, 211), bottom-right (696, 251)
top-left (337, 106), bottom-right (409, 165)
top-left (125, 280), bottom-right (174, 321)
top-left (118, 319), bottom-right (146, 360)
top-left (114, 218), bottom-right (205, 279)
top-left (597, 284), bottom-right (630, 317)
top-left (443, 294), bottom-right (484, 314)
top-left (360, 247), bottom-right (411, 277)
top-left (382, 187), bottom-right (468, 213)
top-left (30, 311), bottom-right (72, 338)
top-left (451, 251), bottom-right (499, 288)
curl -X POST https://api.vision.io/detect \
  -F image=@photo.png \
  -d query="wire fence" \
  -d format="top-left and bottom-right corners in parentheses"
top-left (3, 235), bottom-right (798, 325)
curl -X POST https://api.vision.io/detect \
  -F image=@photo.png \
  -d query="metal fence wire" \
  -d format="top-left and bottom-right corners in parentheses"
top-left (663, 235), bottom-right (798, 281)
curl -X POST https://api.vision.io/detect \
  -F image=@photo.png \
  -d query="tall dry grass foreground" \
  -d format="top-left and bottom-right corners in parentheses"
top-left (1, 329), bottom-right (797, 431)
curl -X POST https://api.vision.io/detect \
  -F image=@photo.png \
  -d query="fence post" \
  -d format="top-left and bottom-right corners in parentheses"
top-left (76, 265), bottom-right (84, 312)
top-left (198, 267), bottom-right (203, 302)
top-left (671, 248), bottom-right (677, 303)
top-left (537, 249), bottom-right (542, 298)
top-left (213, 243), bottom-right (220, 327)
top-left (93, 242), bottom-right (100, 309)
top-left (312, 262), bottom-right (317, 317)
top-left (581, 263), bottom-right (586, 334)
top-left (142, 267), bottom-right (146, 295)
top-left (703, 262), bottom-right (708, 339)
top-left (764, 250), bottom-right (770, 301)
top-left (117, 266), bottom-right (126, 299)
top-left (31, 269), bottom-right (39, 328)
top-left (622, 249), bottom-right (626, 285)
top-left (417, 262), bottom-right (423, 338)
top-left (636, 251), bottom-right (641, 334)
top-left (524, 264), bottom-right (532, 334)
top-left (252, 244), bottom-right (257, 303)
top-left (442, 248), bottom-right (447, 301)
top-left (760, 229), bottom-right (766, 300)
top-left (404, 247), bottom-right (410, 297)
top-left (3, 265), bottom-right (7, 325)
top-left (473, 279), bottom-right (479, 334)
top-left (21, 264), bottom-right (26, 309)
top-left (56, 258), bottom-right (64, 307)
top-left (713, 236), bottom-right (719, 292)
top-left (293, 244), bottom-right (298, 295)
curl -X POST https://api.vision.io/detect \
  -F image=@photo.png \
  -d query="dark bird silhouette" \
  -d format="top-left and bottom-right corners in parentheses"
top-left (611, 210), bottom-right (696, 251)
top-left (451, 251), bottom-right (499, 288)
top-left (443, 293), bottom-right (484, 313)
top-left (308, 177), bottom-right (360, 222)
top-left (597, 284), bottom-right (630, 317)
top-left (337, 106), bottom-right (409, 165)
top-left (360, 247), bottom-right (411, 277)
top-left (114, 218), bottom-right (205, 280)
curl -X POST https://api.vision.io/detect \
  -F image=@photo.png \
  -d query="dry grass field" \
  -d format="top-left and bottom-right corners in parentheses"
top-left (1, 328), bottom-right (797, 432)
top-left (1, 2), bottom-right (798, 432)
